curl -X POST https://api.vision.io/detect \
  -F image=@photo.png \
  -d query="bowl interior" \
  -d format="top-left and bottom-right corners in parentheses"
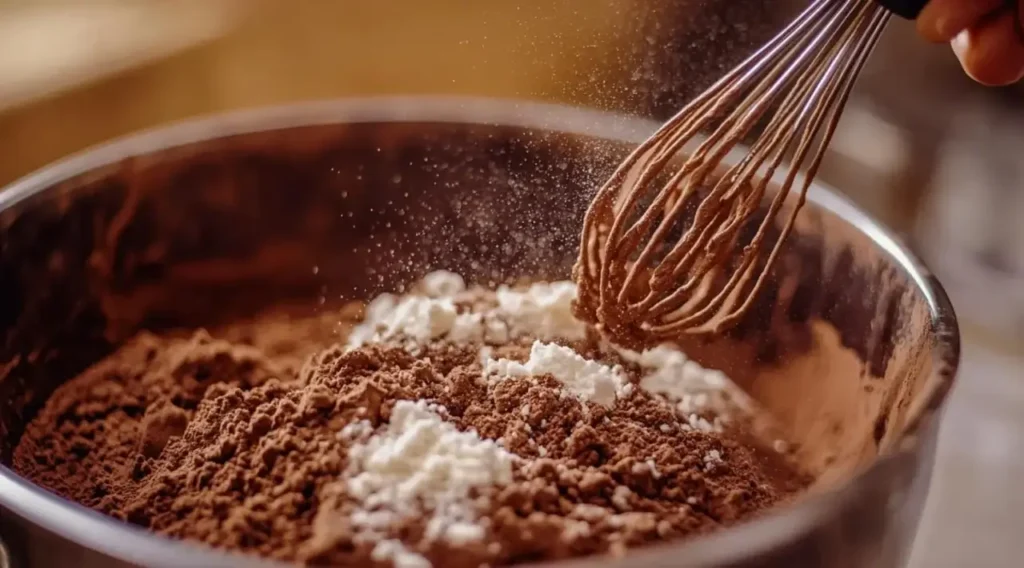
top-left (0, 102), bottom-right (953, 498)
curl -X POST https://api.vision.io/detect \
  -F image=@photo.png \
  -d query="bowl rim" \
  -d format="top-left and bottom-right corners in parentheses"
top-left (0, 96), bottom-right (960, 568)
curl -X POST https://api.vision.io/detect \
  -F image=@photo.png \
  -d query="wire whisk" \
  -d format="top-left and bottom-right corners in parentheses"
top-left (573, 0), bottom-right (923, 343)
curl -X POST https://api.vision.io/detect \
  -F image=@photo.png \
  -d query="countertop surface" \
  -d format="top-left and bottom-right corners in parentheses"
top-left (909, 337), bottom-right (1023, 567)
top-left (904, 85), bottom-right (1024, 568)
top-left (0, 2), bottom-right (240, 114)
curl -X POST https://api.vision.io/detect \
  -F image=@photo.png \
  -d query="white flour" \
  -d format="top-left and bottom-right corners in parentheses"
top-left (494, 281), bottom-right (586, 341)
top-left (342, 271), bottom-right (751, 566)
top-left (345, 400), bottom-right (515, 548)
top-left (618, 344), bottom-right (752, 429)
top-left (484, 340), bottom-right (629, 407)
top-left (347, 272), bottom-right (585, 349)
top-left (371, 539), bottom-right (430, 568)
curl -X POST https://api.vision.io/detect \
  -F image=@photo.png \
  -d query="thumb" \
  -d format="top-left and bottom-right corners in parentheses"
top-left (951, 9), bottom-right (1024, 86)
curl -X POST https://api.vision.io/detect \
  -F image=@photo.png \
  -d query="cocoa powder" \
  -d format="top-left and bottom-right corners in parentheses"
top-left (13, 308), bottom-right (809, 566)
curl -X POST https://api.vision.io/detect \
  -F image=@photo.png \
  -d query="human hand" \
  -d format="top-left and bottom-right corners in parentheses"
top-left (917, 0), bottom-right (1024, 86)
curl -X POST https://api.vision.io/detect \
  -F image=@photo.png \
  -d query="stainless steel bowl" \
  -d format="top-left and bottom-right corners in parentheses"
top-left (0, 98), bottom-right (959, 568)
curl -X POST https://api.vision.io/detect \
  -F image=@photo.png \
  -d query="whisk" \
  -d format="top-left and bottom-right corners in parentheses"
top-left (573, 0), bottom-right (927, 342)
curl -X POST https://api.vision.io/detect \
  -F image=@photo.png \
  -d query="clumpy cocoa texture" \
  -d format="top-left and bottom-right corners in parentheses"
top-left (14, 307), bottom-right (810, 566)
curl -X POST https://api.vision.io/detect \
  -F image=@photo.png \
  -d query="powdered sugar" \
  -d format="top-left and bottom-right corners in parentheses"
top-left (371, 539), bottom-right (430, 568)
top-left (619, 344), bottom-right (753, 426)
top-left (417, 270), bottom-right (467, 298)
top-left (448, 313), bottom-right (486, 344)
top-left (348, 272), bottom-right (586, 349)
top-left (494, 281), bottom-right (586, 341)
top-left (347, 294), bottom-right (458, 348)
top-left (345, 400), bottom-right (514, 549)
top-left (339, 420), bottom-right (374, 441)
top-left (350, 273), bottom-right (749, 420)
top-left (344, 271), bottom-right (759, 566)
top-left (485, 341), bottom-right (629, 407)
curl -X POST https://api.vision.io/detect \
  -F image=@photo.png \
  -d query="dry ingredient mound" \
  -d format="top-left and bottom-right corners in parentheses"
top-left (13, 272), bottom-right (810, 567)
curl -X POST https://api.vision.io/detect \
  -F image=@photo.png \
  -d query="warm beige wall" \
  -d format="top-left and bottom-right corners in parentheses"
top-left (0, 0), bottom-right (637, 185)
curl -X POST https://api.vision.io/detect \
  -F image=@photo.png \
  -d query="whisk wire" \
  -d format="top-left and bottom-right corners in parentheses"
top-left (612, 0), bottom-right (870, 295)
top-left (580, 0), bottom-right (844, 295)
top-left (628, 0), bottom-right (876, 325)
top-left (574, 0), bottom-right (894, 341)
top-left (700, 1), bottom-right (893, 332)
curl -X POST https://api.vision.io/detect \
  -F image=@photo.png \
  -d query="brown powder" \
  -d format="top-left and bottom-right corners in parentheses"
top-left (13, 310), bottom-right (809, 566)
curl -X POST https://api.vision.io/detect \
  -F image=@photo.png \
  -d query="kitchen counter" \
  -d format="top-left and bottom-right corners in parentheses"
top-left (910, 336), bottom-right (1024, 567)
top-left (0, 2), bottom-right (241, 113)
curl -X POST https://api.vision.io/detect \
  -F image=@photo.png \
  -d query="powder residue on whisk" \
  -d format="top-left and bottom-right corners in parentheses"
top-left (574, 0), bottom-right (878, 340)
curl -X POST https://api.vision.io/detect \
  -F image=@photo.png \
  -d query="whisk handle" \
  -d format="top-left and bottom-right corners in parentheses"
top-left (876, 0), bottom-right (929, 19)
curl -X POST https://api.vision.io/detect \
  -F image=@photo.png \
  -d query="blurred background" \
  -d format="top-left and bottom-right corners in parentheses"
top-left (1, 0), bottom-right (1021, 565)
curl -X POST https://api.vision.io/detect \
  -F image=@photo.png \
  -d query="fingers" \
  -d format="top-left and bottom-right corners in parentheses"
top-left (951, 10), bottom-right (1024, 86)
top-left (917, 0), bottom-right (1004, 42)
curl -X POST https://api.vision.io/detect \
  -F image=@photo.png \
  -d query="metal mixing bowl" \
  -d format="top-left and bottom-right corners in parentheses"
top-left (0, 98), bottom-right (959, 568)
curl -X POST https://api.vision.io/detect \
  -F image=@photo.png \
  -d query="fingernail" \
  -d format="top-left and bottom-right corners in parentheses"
top-left (950, 30), bottom-right (985, 83)
top-left (951, 29), bottom-right (970, 57)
